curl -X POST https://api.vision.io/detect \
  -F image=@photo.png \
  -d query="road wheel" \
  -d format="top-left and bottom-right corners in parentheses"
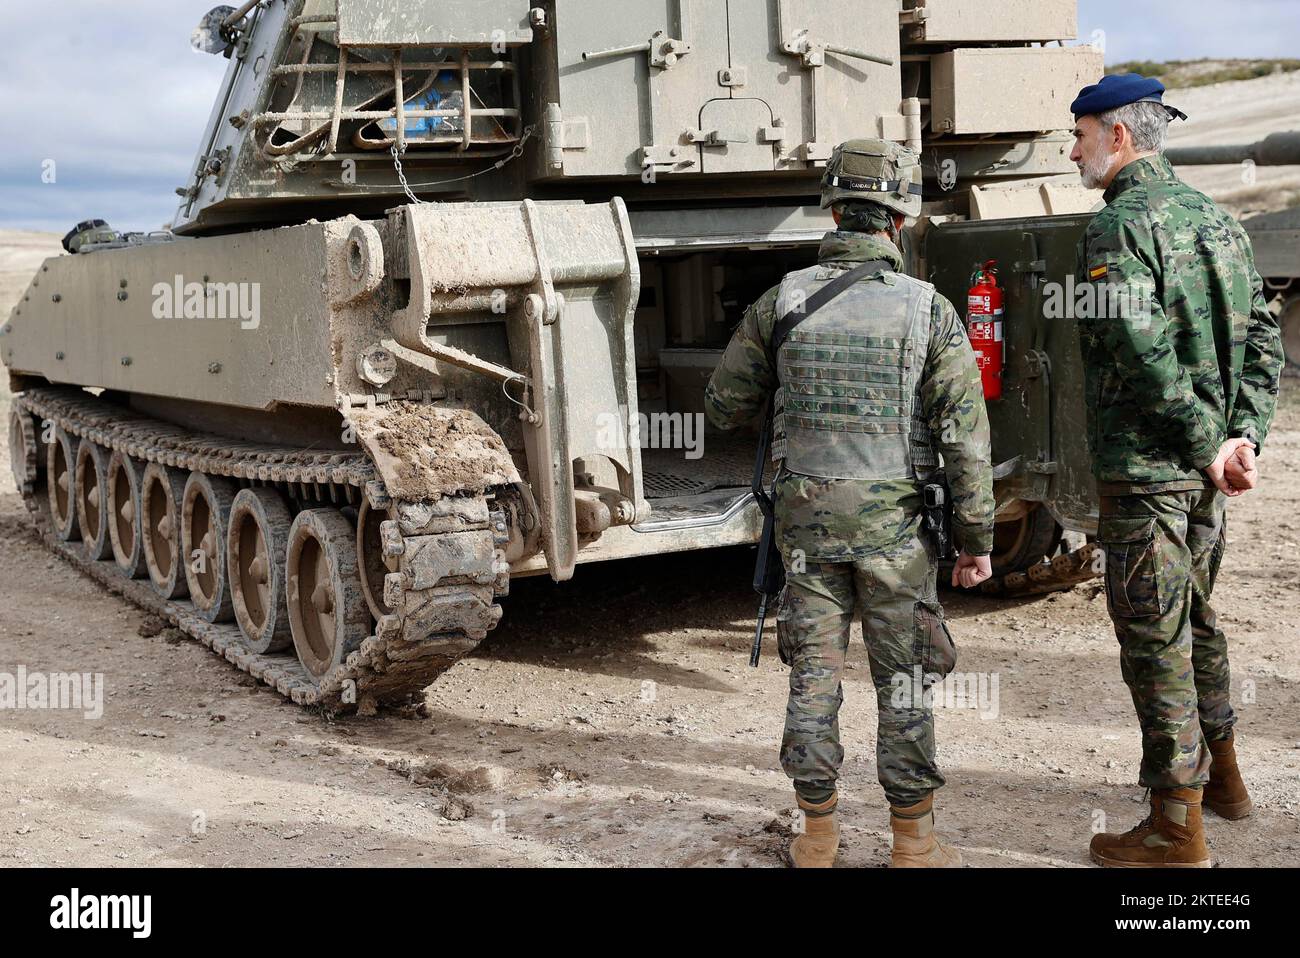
top-left (8, 405), bottom-right (38, 493)
top-left (107, 451), bottom-right (147, 578)
top-left (228, 487), bottom-right (294, 653)
top-left (183, 472), bottom-right (236, 623)
top-left (356, 498), bottom-right (394, 622)
top-left (287, 509), bottom-right (369, 687)
top-left (141, 463), bottom-right (189, 599)
top-left (990, 502), bottom-right (1063, 577)
top-left (75, 440), bottom-right (113, 560)
top-left (46, 426), bottom-right (81, 542)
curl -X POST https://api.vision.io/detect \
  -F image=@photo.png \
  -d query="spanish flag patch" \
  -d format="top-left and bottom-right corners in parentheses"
top-left (1089, 264), bottom-right (1109, 280)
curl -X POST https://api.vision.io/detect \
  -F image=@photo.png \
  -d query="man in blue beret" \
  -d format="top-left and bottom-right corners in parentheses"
top-left (1070, 74), bottom-right (1284, 867)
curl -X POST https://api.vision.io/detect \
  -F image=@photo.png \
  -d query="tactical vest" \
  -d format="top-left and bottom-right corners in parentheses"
top-left (772, 265), bottom-right (938, 481)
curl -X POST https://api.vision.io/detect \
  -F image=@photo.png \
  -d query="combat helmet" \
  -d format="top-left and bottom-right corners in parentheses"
top-left (821, 139), bottom-right (923, 219)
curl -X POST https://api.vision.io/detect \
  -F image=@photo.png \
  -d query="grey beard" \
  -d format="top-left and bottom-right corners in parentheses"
top-left (1080, 150), bottom-right (1118, 190)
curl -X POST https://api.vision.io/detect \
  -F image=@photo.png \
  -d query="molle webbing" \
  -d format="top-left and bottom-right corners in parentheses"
top-left (773, 267), bottom-right (936, 481)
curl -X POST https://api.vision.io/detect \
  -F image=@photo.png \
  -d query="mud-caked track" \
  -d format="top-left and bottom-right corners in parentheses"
top-left (9, 387), bottom-right (510, 713)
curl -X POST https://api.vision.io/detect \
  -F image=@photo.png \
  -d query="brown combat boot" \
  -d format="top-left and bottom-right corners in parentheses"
top-left (788, 793), bottom-right (841, 868)
top-left (1203, 731), bottom-right (1253, 820)
top-left (1089, 787), bottom-right (1211, 868)
top-left (889, 794), bottom-right (962, 868)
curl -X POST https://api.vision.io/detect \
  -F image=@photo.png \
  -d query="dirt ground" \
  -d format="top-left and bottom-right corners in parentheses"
top-left (1, 73), bottom-right (1298, 869)
top-left (1, 390), bottom-right (1297, 868)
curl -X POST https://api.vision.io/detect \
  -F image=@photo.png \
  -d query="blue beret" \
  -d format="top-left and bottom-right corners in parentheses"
top-left (1071, 73), bottom-right (1188, 121)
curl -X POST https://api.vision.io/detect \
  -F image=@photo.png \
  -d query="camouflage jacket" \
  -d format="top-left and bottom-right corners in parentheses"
top-left (1077, 154), bottom-right (1284, 494)
top-left (705, 231), bottom-right (994, 560)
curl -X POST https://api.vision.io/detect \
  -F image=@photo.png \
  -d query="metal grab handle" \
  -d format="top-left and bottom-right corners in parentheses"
top-left (823, 44), bottom-right (895, 67)
top-left (583, 33), bottom-right (691, 67)
top-left (786, 29), bottom-right (896, 68)
top-left (581, 42), bottom-right (652, 62)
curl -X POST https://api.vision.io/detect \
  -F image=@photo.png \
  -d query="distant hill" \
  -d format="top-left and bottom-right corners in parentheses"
top-left (1107, 58), bottom-right (1300, 89)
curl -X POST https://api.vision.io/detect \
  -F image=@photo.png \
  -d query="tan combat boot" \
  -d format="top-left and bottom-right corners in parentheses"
top-left (1089, 787), bottom-right (1211, 868)
top-left (788, 793), bottom-right (840, 868)
top-left (1203, 732), bottom-right (1253, 820)
top-left (889, 794), bottom-right (962, 868)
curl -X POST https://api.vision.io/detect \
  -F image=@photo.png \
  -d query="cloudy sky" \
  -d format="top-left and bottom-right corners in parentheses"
top-left (2, 0), bottom-right (1299, 234)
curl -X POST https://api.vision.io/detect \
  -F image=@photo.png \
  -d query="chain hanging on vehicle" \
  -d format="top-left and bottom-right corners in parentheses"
top-left (390, 124), bottom-right (538, 204)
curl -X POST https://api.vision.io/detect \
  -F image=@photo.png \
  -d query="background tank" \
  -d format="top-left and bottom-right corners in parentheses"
top-left (1167, 132), bottom-right (1300, 371)
top-left (4, 0), bottom-right (1107, 712)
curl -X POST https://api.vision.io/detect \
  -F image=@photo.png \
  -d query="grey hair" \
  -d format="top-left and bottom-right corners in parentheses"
top-left (1097, 100), bottom-right (1170, 153)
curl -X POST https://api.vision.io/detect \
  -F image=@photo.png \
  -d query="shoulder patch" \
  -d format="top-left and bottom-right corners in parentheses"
top-left (1089, 264), bottom-right (1109, 280)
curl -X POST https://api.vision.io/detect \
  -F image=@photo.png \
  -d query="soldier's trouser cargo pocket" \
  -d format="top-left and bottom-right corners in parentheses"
top-left (914, 600), bottom-right (957, 681)
top-left (775, 585), bottom-right (794, 666)
top-left (1099, 515), bottom-right (1164, 617)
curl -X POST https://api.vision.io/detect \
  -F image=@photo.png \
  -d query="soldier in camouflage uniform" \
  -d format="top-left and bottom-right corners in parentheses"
top-left (705, 140), bottom-right (995, 868)
top-left (1069, 75), bottom-right (1285, 868)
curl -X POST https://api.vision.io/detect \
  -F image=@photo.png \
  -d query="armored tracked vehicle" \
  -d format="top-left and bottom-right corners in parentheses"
top-left (5, 0), bottom-right (1107, 712)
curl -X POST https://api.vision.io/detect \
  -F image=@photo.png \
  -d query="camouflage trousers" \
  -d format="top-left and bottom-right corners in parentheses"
top-left (776, 531), bottom-right (956, 807)
top-left (1099, 488), bottom-right (1235, 789)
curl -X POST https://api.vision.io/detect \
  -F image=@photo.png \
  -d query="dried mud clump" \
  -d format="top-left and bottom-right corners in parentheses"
top-left (354, 401), bottom-right (519, 502)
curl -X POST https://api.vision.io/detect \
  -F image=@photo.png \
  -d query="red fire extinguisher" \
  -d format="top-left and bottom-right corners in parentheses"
top-left (966, 260), bottom-right (1004, 401)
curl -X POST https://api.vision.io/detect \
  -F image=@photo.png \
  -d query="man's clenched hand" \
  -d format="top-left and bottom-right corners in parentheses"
top-left (1222, 442), bottom-right (1259, 493)
top-left (1205, 438), bottom-right (1258, 497)
top-left (952, 552), bottom-right (992, 590)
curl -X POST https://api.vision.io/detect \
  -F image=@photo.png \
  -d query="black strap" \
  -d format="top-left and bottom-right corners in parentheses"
top-left (768, 259), bottom-right (891, 369)
top-left (829, 175), bottom-right (924, 196)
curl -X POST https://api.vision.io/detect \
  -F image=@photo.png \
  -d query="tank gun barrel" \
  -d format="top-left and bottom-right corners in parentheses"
top-left (1166, 131), bottom-right (1300, 167)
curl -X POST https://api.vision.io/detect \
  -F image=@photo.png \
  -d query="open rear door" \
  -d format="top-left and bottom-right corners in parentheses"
top-left (926, 213), bottom-right (1099, 533)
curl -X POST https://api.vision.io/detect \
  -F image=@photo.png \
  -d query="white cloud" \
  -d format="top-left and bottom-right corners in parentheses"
top-left (0, 1), bottom-right (228, 232)
top-left (1078, 0), bottom-right (1300, 63)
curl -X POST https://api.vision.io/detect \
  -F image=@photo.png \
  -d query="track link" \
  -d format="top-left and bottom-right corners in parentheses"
top-left (979, 543), bottom-right (1102, 598)
top-left (14, 387), bottom-right (509, 713)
